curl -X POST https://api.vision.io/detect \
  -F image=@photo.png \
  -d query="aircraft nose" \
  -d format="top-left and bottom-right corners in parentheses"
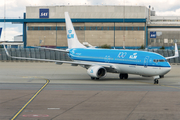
top-left (163, 66), bottom-right (171, 75)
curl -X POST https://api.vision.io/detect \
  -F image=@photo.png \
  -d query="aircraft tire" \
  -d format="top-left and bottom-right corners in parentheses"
top-left (119, 74), bottom-right (123, 79)
top-left (119, 73), bottom-right (128, 79)
top-left (124, 74), bottom-right (128, 79)
top-left (159, 75), bottom-right (164, 78)
top-left (154, 79), bottom-right (159, 84)
top-left (154, 79), bottom-right (156, 84)
top-left (91, 77), bottom-right (95, 80)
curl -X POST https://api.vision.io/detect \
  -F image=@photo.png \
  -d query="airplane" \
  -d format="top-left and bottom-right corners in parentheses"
top-left (2, 12), bottom-right (179, 84)
top-left (0, 28), bottom-right (2, 38)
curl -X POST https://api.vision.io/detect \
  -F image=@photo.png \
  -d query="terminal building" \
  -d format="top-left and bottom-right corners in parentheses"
top-left (1, 5), bottom-right (180, 49)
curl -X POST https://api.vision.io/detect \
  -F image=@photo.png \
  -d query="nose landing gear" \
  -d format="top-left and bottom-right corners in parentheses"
top-left (154, 79), bottom-right (159, 84)
top-left (153, 76), bottom-right (160, 84)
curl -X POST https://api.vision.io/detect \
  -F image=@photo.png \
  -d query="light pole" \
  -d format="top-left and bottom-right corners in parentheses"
top-left (44, 36), bottom-right (46, 46)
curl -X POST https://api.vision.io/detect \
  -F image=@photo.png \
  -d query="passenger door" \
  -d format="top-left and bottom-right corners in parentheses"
top-left (144, 56), bottom-right (149, 68)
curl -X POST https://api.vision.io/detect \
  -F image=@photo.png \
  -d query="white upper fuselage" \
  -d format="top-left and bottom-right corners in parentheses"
top-left (68, 48), bottom-right (171, 76)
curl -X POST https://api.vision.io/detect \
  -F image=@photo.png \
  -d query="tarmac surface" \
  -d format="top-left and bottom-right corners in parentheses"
top-left (0, 62), bottom-right (180, 120)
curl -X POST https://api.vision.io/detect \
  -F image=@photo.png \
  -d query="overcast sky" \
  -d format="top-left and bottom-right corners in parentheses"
top-left (1, 0), bottom-right (180, 41)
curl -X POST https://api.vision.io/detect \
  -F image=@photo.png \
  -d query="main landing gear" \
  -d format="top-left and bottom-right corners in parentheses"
top-left (159, 75), bottom-right (164, 78)
top-left (154, 79), bottom-right (159, 84)
top-left (119, 73), bottom-right (128, 79)
top-left (91, 77), bottom-right (99, 80)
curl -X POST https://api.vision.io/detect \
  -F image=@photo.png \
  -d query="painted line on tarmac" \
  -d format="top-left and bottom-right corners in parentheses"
top-left (160, 84), bottom-right (180, 90)
top-left (11, 79), bottom-right (50, 120)
top-left (130, 80), bottom-right (180, 90)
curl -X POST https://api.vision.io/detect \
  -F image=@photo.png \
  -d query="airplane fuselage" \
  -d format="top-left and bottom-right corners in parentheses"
top-left (68, 48), bottom-right (171, 76)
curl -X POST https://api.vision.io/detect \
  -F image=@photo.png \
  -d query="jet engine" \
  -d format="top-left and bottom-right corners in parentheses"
top-left (87, 65), bottom-right (106, 79)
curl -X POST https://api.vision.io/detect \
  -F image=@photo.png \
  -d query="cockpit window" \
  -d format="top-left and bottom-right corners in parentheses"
top-left (158, 59), bottom-right (166, 62)
top-left (153, 59), bottom-right (166, 63)
top-left (153, 59), bottom-right (158, 63)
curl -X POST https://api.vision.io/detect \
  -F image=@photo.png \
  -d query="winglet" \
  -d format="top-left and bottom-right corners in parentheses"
top-left (174, 43), bottom-right (179, 57)
top-left (3, 44), bottom-right (11, 57)
top-left (0, 28), bottom-right (2, 39)
top-left (165, 43), bottom-right (179, 59)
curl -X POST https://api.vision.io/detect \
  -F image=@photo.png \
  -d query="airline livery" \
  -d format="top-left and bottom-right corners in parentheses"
top-left (2, 12), bottom-right (179, 84)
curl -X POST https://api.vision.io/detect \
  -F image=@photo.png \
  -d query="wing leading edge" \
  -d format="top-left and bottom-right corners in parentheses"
top-left (31, 46), bottom-right (69, 53)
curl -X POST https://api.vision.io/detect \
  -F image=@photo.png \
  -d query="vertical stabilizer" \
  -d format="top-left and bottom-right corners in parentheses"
top-left (65, 12), bottom-right (86, 49)
top-left (0, 28), bottom-right (2, 38)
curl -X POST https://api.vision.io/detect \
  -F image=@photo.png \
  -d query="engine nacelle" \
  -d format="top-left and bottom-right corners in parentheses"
top-left (87, 66), bottom-right (106, 78)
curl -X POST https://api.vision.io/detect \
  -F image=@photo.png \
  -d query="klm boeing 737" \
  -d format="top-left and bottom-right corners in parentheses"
top-left (2, 12), bottom-right (179, 84)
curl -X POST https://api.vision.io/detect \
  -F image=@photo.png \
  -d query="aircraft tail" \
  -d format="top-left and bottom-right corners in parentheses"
top-left (64, 12), bottom-right (86, 49)
top-left (0, 28), bottom-right (2, 39)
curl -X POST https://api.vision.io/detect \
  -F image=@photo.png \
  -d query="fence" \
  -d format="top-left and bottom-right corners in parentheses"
top-left (0, 48), bottom-right (179, 63)
top-left (0, 48), bottom-right (71, 62)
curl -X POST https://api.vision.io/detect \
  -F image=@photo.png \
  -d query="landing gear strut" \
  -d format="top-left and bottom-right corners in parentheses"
top-left (154, 79), bottom-right (159, 84)
top-left (159, 75), bottom-right (164, 78)
top-left (119, 73), bottom-right (128, 79)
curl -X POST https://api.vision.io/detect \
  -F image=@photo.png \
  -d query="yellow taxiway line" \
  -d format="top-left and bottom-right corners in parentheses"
top-left (11, 79), bottom-right (50, 120)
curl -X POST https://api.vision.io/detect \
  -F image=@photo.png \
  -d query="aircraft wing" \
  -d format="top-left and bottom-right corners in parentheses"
top-left (3, 45), bottom-right (113, 68)
top-left (165, 43), bottom-right (179, 59)
top-left (31, 46), bottom-right (69, 53)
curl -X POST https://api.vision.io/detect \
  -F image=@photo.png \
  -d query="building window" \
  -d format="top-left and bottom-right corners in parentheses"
top-left (79, 27), bottom-right (84, 30)
top-left (28, 27), bottom-right (34, 30)
top-left (85, 27), bottom-right (91, 30)
top-left (133, 27), bottom-right (138, 31)
top-left (34, 27), bottom-right (39, 30)
top-left (97, 27), bottom-right (103, 30)
top-left (91, 27), bottom-right (96, 30)
top-left (103, 27), bottom-right (109, 30)
top-left (109, 27), bottom-right (114, 30)
top-left (74, 27), bottom-right (80, 30)
top-left (39, 27), bottom-right (44, 30)
top-left (139, 27), bottom-right (145, 31)
top-left (115, 27), bottom-right (120, 30)
top-left (45, 27), bottom-right (51, 30)
top-left (51, 27), bottom-right (56, 30)
top-left (127, 27), bottom-right (133, 30)
top-left (121, 27), bottom-right (126, 30)
top-left (27, 26), bottom-right (145, 31)
top-left (57, 27), bottom-right (63, 30)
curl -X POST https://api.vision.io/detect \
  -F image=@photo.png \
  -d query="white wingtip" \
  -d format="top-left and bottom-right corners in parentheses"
top-left (3, 44), bottom-right (11, 57)
top-left (165, 43), bottom-right (179, 59)
top-left (175, 43), bottom-right (179, 57)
